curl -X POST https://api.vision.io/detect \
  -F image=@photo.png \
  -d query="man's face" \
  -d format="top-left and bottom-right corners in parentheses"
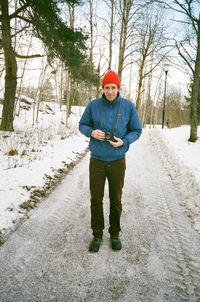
top-left (103, 83), bottom-right (119, 101)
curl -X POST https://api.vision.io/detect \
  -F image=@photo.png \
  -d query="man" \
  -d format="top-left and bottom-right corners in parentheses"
top-left (79, 70), bottom-right (142, 252)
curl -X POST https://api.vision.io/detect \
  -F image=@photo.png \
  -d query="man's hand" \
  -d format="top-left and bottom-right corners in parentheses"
top-left (108, 137), bottom-right (124, 147)
top-left (91, 129), bottom-right (105, 140)
top-left (91, 130), bottom-right (124, 147)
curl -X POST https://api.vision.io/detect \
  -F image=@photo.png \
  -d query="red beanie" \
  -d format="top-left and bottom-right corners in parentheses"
top-left (102, 71), bottom-right (120, 88)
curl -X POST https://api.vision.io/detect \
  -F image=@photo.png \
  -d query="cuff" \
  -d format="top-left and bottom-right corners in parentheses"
top-left (122, 138), bottom-right (129, 146)
top-left (87, 129), bottom-right (93, 137)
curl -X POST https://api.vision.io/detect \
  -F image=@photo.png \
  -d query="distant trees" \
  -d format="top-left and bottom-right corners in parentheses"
top-left (163, 88), bottom-right (190, 128)
top-left (142, 85), bottom-right (189, 128)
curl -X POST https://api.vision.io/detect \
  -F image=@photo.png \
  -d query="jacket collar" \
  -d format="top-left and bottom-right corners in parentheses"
top-left (102, 92), bottom-right (120, 104)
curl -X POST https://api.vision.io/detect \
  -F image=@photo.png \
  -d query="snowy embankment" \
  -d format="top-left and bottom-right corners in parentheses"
top-left (149, 126), bottom-right (200, 232)
top-left (0, 103), bottom-right (89, 244)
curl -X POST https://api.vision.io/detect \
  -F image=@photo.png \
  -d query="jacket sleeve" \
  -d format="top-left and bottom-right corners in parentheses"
top-left (79, 103), bottom-right (93, 138)
top-left (122, 104), bottom-right (142, 146)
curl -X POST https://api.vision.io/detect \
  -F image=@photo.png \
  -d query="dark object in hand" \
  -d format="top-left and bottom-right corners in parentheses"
top-left (104, 132), bottom-right (117, 142)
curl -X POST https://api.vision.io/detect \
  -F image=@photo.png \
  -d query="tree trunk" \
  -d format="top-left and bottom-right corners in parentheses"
top-left (65, 70), bottom-right (71, 126)
top-left (117, 0), bottom-right (131, 79)
top-left (0, 0), bottom-right (17, 131)
top-left (68, 2), bottom-right (75, 30)
top-left (88, 0), bottom-right (94, 64)
top-left (135, 58), bottom-right (145, 110)
top-left (188, 19), bottom-right (200, 142)
top-left (198, 87), bottom-right (200, 124)
top-left (108, 0), bottom-right (115, 70)
top-left (96, 57), bottom-right (101, 98)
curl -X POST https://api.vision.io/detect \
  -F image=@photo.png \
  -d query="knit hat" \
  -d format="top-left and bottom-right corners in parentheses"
top-left (102, 71), bottom-right (120, 88)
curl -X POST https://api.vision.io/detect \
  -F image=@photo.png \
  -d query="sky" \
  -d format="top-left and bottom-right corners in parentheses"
top-left (0, 103), bottom-right (200, 245)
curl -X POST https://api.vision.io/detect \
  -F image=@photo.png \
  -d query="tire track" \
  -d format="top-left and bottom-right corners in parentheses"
top-left (148, 130), bottom-right (200, 301)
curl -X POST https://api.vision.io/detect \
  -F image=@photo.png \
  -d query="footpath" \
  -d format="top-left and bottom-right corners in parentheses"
top-left (0, 131), bottom-right (200, 302)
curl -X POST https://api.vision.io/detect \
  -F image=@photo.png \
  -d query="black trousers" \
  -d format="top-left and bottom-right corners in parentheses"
top-left (89, 157), bottom-right (126, 238)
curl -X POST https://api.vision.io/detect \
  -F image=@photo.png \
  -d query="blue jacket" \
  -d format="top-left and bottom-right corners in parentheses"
top-left (79, 94), bottom-right (142, 161)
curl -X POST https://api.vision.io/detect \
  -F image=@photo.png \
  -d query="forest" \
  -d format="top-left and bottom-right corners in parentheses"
top-left (0, 0), bottom-right (199, 141)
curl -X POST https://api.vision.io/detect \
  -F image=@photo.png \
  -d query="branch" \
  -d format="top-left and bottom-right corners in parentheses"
top-left (142, 61), bottom-right (162, 79)
top-left (173, 0), bottom-right (198, 33)
top-left (15, 53), bottom-right (44, 59)
top-left (170, 18), bottom-right (193, 26)
top-left (11, 25), bottom-right (31, 38)
top-left (166, 55), bottom-right (193, 76)
top-left (14, 15), bottom-right (31, 23)
top-left (9, 1), bottom-right (31, 19)
top-left (180, 41), bottom-right (195, 63)
top-left (142, 48), bottom-right (174, 78)
top-left (153, 0), bottom-right (186, 14)
top-left (175, 41), bottom-right (194, 74)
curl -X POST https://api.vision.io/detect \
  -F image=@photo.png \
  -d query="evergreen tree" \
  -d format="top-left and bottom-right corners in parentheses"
top-left (0, 0), bottom-right (98, 131)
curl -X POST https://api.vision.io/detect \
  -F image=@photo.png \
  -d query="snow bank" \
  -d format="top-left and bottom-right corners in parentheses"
top-left (0, 104), bottom-right (88, 243)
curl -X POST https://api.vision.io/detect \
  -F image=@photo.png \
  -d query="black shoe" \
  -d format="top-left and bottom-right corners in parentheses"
top-left (110, 236), bottom-right (122, 251)
top-left (89, 237), bottom-right (102, 252)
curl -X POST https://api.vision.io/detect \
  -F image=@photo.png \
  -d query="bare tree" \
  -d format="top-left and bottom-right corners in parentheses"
top-left (135, 8), bottom-right (171, 110)
top-left (157, 0), bottom-right (200, 142)
top-left (173, 1), bottom-right (200, 142)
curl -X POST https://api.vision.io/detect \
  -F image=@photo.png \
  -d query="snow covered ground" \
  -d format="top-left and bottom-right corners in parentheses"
top-left (0, 102), bottom-right (200, 244)
top-left (0, 103), bottom-right (89, 243)
top-left (149, 126), bottom-right (200, 232)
